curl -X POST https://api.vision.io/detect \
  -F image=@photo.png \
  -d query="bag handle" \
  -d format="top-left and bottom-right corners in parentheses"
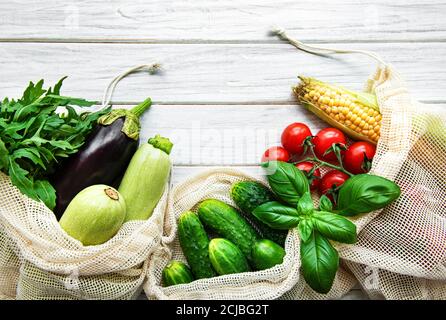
top-left (271, 26), bottom-right (387, 66)
top-left (101, 63), bottom-right (161, 108)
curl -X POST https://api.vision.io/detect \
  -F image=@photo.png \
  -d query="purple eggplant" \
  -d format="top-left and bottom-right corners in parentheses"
top-left (51, 98), bottom-right (152, 219)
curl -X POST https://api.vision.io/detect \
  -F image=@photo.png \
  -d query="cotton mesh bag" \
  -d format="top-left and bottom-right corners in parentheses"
top-left (270, 28), bottom-right (446, 300)
top-left (0, 223), bottom-right (20, 300)
top-left (147, 29), bottom-right (445, 300)
top-left (145, 168), bottom-right (357, 300)
top-left (0, 64), bottom-right (171, 300)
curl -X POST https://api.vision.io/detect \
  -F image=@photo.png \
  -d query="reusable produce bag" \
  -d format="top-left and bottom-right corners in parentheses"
top-left (0, 64), bottom-right (170, 300)
top-left (271, 28), bottom-right (446, 300)
top-left (0, 224), bottom-right (20, 300)
top-left (145, 168), bottom-right (357, 300)
top-left (147, 29), bottom-right (445, 300)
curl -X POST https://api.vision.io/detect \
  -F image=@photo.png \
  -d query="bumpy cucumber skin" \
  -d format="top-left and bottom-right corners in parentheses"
top-left (197, 199), bottom-right (259, 261)
top-left (209, 238), bottom-right (250, 275)
top-left (230, 181), bottom-right (288, 246)
top-left (252, 239), bottom-right (286, 270)
top-left (178, 211), bottom-right (217, 279)
top-left (162, 261), bottom-right (194, 287)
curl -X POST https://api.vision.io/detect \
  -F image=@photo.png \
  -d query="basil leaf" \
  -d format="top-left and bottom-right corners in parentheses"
top-left (253, 201), bottom-right (300, 230)
top-left (319, 195), bottom-right (333, 212)
top-left (312, 211), bottom-right (357, 244)
top-left (300, 230), bottom-right (339, 294)
top-left (297, 191), bottom-right (314, 215)
top-left (262, 161), bottom-right (310, 207)
top-left (336, 174), bottom-right (401, 216)
top-left (298, 218), bottom-right (313, 243)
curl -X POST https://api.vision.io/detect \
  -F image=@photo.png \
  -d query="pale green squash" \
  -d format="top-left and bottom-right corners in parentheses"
top-left (119, 135), bottom-right (172, 222)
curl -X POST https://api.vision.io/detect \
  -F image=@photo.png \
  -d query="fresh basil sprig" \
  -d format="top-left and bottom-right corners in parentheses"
top-left (298, 218), bottom-right (313, 243)
top-left (297, 191), bottom-right (314, 215)
top-left (312, 212), bottom-right (356, 244)
top-left (255, 161), bottom-right (401, 294)
top-left (262, 161), bottom-right (309, 206)
top-left (336, 174), bottom-right (401, 216)
top-left (300, 230), bottom-right (339, 294)
top-left (253, 201), bottom-right (300, 230)
top-left (319, 195), bottom-right (333, 211)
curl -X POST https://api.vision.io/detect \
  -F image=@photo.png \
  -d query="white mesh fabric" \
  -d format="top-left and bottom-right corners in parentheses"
top-left (0, 172), bottom-right (169, 300)
top-left (145, 168), bottom-right (356, 300)
top-left (339, 65), bottom-right (446, 299)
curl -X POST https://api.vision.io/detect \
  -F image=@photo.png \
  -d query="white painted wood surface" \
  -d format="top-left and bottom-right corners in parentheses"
top-left (1, 43), bottom-right (446, 103)
top-left (1, 0), bottom-right (445, 42)
top-left (138, 103), bottom-right (445, 165)
top-left (1, 0), bottom-right (444, 301)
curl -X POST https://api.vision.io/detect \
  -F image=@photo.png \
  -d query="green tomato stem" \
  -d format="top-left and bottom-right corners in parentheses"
top-left (299, 157), bottom-right (354, 177)
top-left (298, 141), bottom-right (354, 177)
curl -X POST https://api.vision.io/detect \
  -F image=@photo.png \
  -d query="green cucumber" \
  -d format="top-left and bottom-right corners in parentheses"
top-left (252, 239), bottom-right (286, 270)
top-left (230, 181), bottom-right (288, 246)
top-left (197, 199), bottom-right (259, 261)
top-left (162, 261), bottom-right (194, 287)
top-left (209, 238), bottom-right (250, 275)
top-left (178, 211), bottom-right (217, 279)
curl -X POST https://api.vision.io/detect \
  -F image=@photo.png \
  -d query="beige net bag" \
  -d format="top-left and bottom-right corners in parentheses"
top-left (340, 66), bottom-right (446, 300)
top-left (0, 222), bottom-right (20, 300)
top-left (0, 172), bottom-right (169, 300)
top-left (145, 168), bottom-right (357, 300)
top-left (273, 28), bottom-right (446, 300)
top-left (0, 64), bottom-right (171, 300)
top-left (147, 30), bottom-right (445, 300)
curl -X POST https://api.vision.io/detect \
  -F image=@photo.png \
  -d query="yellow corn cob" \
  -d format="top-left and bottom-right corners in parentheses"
top-left (294, 76), bottom-right (381, 144)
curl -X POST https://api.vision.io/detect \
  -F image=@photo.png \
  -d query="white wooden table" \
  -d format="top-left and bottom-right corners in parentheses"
top-left (1, 0), bottom-right (445, 300)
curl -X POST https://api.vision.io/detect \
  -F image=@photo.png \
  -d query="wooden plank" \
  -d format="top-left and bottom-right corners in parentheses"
top-left (1, 43), bottom-right (446, 103)
top-left (1, 1), bottom-right (446, 42)
top-left (137, 103), bottom-right (444, 166)
top-left (140, 104), bottom-right (322, 165)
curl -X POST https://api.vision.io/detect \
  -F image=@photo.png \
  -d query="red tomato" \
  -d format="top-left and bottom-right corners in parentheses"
top-left (295, 161), bottom-right (321, 190)
top-left (261, 146), bottom-right (290, 163)
top-left (319, 170), bottom-right (350, 202)
top-left (344, 141), bottom-right (376, 174)
top-left (281, 123), bottom-right (312, 155)
top-left (313, 128), bottom-right (347, 162)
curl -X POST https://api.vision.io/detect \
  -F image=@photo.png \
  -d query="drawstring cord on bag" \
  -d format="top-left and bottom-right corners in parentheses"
top-left (101, 63), bottom-right (161, 108)
top-left (271, 26), bottom-right (387, 66)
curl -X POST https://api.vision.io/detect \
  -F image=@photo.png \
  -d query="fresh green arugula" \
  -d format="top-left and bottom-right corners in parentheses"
top-left (254, 161), bottom-right (400, 294)
top-left (0, 78), bottom-right (110, 210)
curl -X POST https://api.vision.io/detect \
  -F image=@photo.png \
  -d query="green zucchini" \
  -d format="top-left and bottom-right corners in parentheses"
top-left (209, 238), bottom-right (250, 275)
top-left (119, 135), bottom-right (172, 222)
top-left (197, 199), bottom-right (259, 261)
top-left (177, 211), bottom-right (216, 279)
top-left (162, 261), bottom-right (194, 287)
top-left (230, 181), bottom-right (288, 246)
top-left (251, 239), bottom-right (286, 270)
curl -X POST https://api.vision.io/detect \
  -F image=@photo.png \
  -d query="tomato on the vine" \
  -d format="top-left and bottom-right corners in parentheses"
top-left (319, 170), bottom-right (350, 203)
top-left (295, 161), bottom-right (321, 190)
top-left (281, 122), bottom-right (312, 155)
top-left (313, 128), bottom-right (346, 163)
top-left (344, 141), bottom-right (376, 174)
top-left (261, 146), bottom-right (290, 163)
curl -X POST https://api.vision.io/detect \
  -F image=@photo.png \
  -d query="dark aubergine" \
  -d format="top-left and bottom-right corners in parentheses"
top-left (52, 98), bottom-right (152, 219)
